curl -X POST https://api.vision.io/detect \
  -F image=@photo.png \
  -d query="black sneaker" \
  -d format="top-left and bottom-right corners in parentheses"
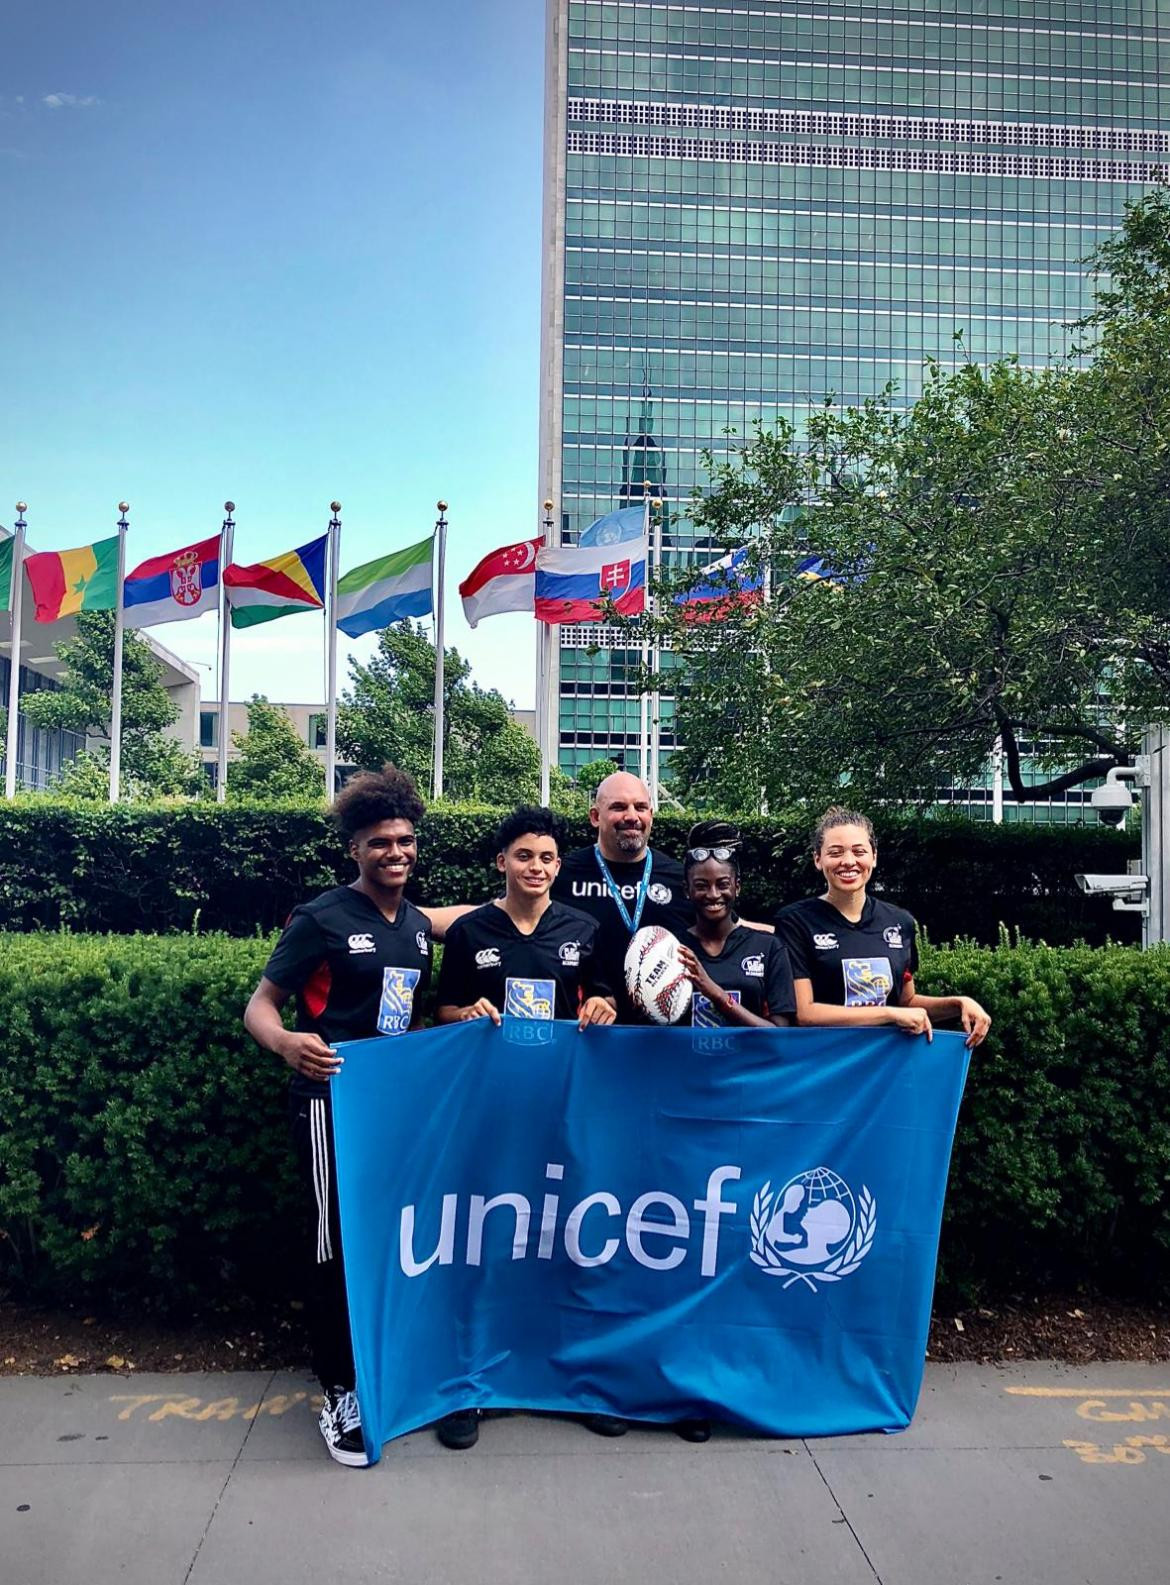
top-left (318, 1387), bottom-right (369, 1467)
top-left (580, 1413), bottom-right (629, 1437)
top-left (673, 1418), bottom-right (712, 1443)
top-left (436, 1409), bottom-right (479, 1450)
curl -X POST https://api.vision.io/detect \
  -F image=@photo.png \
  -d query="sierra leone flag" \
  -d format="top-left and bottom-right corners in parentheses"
top-left (336, 536), bottom-right (433, 639)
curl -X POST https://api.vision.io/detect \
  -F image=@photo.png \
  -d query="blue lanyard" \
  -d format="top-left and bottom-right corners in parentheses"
top-left (593, 845), bottom-right (653, 936)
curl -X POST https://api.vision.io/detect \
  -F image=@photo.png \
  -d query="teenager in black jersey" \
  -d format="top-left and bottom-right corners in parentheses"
top-left (244, 764), bottom-right (435, 1468)
top-left (675, 821), bottom-right (796, 1030)
top-left (775, 806), bottom-right (991, 1049)
top-left (433, 805), bottom-right (616, 1452)
top-left (436, 806), bottom-right (616, 1031)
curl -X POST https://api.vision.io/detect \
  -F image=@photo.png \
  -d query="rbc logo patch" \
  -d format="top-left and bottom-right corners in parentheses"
top-left (842, 957), bottom-right (893, 1007)
top-left (376, 966), bottom-right (421, 1036)
top-left (504, 978), bottom-right (554, 1020)
top-left (692, 989), bottom-right (741, 1029)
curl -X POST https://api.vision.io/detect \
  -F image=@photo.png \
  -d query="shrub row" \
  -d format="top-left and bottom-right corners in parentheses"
top-left (1, 932), bottom-right (1168, 1306)
top-left (0, 799), bottom-right (1141, 945)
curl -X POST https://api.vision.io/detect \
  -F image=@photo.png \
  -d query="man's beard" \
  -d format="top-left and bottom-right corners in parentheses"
top-left (614, 828), bottom-right (646, 857)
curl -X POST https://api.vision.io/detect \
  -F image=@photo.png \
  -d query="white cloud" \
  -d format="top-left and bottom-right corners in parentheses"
top-left (42, 93), bottom-right (100, 110)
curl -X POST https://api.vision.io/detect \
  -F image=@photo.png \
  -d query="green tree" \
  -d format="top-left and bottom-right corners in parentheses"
top-left (337, 621), bottom-right (539, 803)
top-left (22, 612), bottom-right (204, 799)
top-left (652, 189), bottom-right (1170, 811)
top-left (226, 696), bottom-right (326, 801)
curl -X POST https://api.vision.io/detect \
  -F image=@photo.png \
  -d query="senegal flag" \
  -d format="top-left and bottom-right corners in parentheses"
top-left (0, 535), bottom-right (12, 613)
top-left (25, 536), bottom-right (120, 623)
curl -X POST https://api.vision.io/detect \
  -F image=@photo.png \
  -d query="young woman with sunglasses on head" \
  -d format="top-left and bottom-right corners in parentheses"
top-left (775, 806), bottom-right (991, 1049)
top-left (676, 820), bottom-right (796, 1030)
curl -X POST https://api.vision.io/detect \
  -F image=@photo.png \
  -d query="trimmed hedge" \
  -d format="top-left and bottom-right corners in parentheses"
top-left (0, 800), bottom-right (1141, 945)
top-left (2, 932), bottom-right (1168, 1306)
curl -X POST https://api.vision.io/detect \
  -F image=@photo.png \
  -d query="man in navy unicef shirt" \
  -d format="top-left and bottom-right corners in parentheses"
top-left (551, 770), bottom-right (692, 1025)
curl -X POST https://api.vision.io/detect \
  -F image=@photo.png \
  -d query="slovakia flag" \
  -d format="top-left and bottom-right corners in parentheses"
top-left (534, 539), bottom-right (648, 624)
top-left (458, 536), bottom-right (543, 628)
top-left (123, 534), bottom-right (221, 630)
top-left (674, 545), bottom-right (763, 623)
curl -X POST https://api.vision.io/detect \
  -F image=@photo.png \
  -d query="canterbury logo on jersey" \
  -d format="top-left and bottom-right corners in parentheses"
top-left (348, 933), bottom-right (376, 954)
top-left (476, 948), bottom-right (502, 969)
top-left (813, 933), bottom-right (839, 951)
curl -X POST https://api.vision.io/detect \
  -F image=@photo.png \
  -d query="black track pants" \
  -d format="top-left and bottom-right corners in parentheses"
top-left (289, 1090), bottom-right (355, 1392)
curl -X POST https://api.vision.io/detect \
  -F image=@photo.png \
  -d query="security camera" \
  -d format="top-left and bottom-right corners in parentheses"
top-left (1090, 779), bottom-right (1134, 827)
top-left (1075, 873), bottom-right (1149, 898)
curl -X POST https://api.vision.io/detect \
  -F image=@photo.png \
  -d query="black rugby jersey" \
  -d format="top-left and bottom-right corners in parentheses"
top-left (551, 846), bottom-right (691, 1023)
top-left (264, 885), bottom-right (433, 1095)
top-left (682, 924), bottom-right (797, 1027)
top-left (435, 900), bottom-right (610, 1020)
top-left (774, 895), bottom-right (918, 1009)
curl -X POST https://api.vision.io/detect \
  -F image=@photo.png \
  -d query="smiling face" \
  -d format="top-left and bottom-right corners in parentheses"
top-left (590, 772), bottom-right (653, 861)
top-left (685, 856), bottom-right (739, 927)
top-left (350, 818), bottom-right (418, 893)
top-left (497, 830), bottom-right (561, 900)
top-left (814, 822), bottom-right (876, 902)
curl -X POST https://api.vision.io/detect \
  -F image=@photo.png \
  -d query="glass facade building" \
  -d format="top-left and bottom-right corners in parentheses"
top-left (538, 0), bottom-right (1169, 809)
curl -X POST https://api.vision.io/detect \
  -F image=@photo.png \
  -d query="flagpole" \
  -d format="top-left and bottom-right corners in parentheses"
top-left (432, 500), bottom-right (448, 800)
top-left (108, 504), bottom-right (129, 804)
top-left (4, 504), bottom-right (27, 799)
top-left (538, 498), bottom-right (555, 805)
top-left (648, 496), bottom-right (662, 804)
top-left (216, 503), bottom-right (235, 803)
top-left (639, 496), bottom-right (651, 789)
top-left (325, 502), bottom-right (341, 797)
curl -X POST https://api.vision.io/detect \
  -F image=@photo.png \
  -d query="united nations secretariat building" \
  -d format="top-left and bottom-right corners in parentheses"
top-left (537, 0), bottom-right (1168, 815)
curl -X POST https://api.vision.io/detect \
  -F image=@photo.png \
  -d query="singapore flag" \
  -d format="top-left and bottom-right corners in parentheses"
top-left (459, 537), bottom-right (544, 628)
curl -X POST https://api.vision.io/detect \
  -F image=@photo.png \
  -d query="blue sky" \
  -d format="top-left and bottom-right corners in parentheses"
top-left (2, 0), bottom-right (547, 706)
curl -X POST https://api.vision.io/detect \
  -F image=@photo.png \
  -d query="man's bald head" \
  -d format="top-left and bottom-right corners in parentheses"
top-left (591, 772), bottom-right (653, 861)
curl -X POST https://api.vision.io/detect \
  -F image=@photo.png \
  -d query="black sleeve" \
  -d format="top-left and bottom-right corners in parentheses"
top-left (764, 937), bottom-right (797, 1019)
top-left (263, 909), bottom-right (327, 994)
top-left (907, 916), bottom-right (920, 977)
top-left (435, 921), bottom-right (474, 1008)
top-left (579, 922), bottom-right (614, 1000)
top-left (775, 909), bottom-right (814, 982)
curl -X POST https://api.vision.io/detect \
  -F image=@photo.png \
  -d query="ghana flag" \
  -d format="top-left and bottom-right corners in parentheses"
top-left (223, 534), bottom-right (327, 629)
top-left (0, 535), bottom-right (12, 612)
top-left (24, 536), bottom-right (120, 622)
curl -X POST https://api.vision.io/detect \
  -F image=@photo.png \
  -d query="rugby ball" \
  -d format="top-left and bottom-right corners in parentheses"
top-left (624, 925), bottom-right (693, 1025)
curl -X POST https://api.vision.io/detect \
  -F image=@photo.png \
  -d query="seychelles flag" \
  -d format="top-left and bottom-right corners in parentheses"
top-left (534, 539), bottom-right (647, 624)
top-left (123, 534), bottom-right (220, 629)
top-left (223, 535), bottom-right (327, 629)
top-left (336, 536), bottom-right (433, 639)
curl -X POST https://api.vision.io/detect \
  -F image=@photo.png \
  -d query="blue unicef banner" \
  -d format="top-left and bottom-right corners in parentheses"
top-left (331, 1022), bottom-right (970, 1464)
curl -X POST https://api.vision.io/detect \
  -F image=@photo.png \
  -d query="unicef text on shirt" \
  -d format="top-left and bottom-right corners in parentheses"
top-left (571, 880), bottom-right (673, 903)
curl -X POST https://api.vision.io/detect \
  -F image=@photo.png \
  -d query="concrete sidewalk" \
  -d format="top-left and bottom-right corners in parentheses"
top-left (2, 1361), bottom-right (1168, 1584)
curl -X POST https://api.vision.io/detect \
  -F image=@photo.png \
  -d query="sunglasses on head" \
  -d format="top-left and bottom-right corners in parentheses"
top-left (687, 846), bottom-right (735, 863)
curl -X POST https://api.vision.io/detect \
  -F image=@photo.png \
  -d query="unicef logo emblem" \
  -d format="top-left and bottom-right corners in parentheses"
top-left (647, 883), bottom-right (672, 905)
top-left (749, 1166), bottom-right (876, 1291)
